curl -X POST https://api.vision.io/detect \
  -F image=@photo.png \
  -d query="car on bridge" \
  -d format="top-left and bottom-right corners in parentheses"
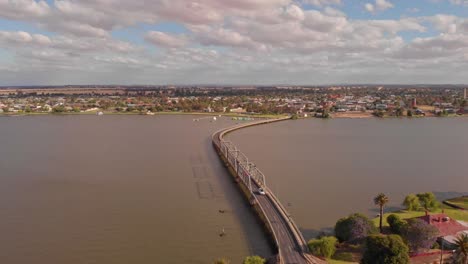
top-left (258, 188), bottom-right (266, 195)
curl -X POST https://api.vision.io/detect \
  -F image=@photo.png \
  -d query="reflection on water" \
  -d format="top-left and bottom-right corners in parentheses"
top-left (0, 115), bottom-right (272, 264)
top-left (227, 118), bottom-right (468, 239)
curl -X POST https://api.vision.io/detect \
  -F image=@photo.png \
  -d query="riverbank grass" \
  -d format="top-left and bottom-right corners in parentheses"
top-left (0, 111), bottom-right (288, 119)
top-left (327, 259), bottom-right (358, 264)
top-left (445, 196), bottom-right (468, 210)
top-left (373, 206), bottom-right (468, 227)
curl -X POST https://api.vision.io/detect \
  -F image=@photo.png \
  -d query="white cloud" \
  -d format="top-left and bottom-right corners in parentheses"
top-left (0, 0), bottom-right (467, 85)
top-left (302, 0), bottom-right (342, 6)
top-left (0, 31), bottom-right (51, 45)
top-left (145, 31), bottom-right (188, 48)
top-left (376, 0), bottom-right (394, 10)
top-left (365, 3), bottom-right (375, 13)
top-left (365, 0), bottom-right (394, 13)
top-left (448, 0), bottom-right (468, 5)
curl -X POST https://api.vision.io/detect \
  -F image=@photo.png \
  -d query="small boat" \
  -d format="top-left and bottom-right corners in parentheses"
top-left (97, 111), bottom-right (104, 116)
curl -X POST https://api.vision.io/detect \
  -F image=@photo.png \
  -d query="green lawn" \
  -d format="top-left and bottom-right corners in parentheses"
top-left (327, 259), bottom-right (358, 264)
top-left (373, 206), bottom-right (468, 226)
top-left (445, 196), bottom-right (468, 210)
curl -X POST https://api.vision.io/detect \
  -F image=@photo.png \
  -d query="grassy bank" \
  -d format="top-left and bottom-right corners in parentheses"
top-left (373, 205), bottom-right (468, 227)
top-left (445, 196), bottom-right (468, 210)
top-left (0, 111), bottom-right (288, 119)
top-left (327, 259), bottom-right (358, 264)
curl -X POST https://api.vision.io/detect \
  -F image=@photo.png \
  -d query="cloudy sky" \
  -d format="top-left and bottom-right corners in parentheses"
top-left (0, 0), bottom-right (467, 85)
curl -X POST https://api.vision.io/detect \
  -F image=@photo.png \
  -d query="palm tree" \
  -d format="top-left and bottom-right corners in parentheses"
top-left (454, 233), bottom-right (468, 264)
top-left (374, 193), bottom-right (389, 233)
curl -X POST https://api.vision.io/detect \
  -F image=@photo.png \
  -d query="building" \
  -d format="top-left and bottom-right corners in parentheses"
top-left (376, 104), bottom-right (387, 110)
top-left (229, 107), bottom-right (246, 113)
top-left (411, 98), bottom-right (417, 108)
top-left (412, 213), bottom-right (468, 249)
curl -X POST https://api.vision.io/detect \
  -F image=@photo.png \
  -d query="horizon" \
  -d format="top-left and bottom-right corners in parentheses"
top-left (1, 83), bottom-right (468, 88)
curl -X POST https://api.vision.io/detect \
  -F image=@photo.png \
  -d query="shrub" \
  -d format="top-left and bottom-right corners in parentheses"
top-left (387, 214), bottom-right (407, 235)
top-left (308, 236), bottom-right (338, 258)
top-left (335, 213), bottom-right (378, 243)
top-left (361, 235), bottom-right (410, 264)
top-left (242, 256), bottom-right (265, 264)
top-left (374, 110), bottom-right (385, 117)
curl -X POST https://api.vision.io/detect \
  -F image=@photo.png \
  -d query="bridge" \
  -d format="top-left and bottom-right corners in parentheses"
top-left (212, 118), bottom-right (326, 264)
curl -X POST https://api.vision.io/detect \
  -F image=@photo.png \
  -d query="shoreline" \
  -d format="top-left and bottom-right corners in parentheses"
top-left (0, 111), bottom-right (288, 119)
top-left (1, 111), bottom-right (467, 119)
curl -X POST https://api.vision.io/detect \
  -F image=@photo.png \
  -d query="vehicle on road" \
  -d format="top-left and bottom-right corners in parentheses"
top-left (258, 188), bottom-right (266, 195)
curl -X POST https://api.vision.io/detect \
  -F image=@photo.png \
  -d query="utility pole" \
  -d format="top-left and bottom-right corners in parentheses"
top-left (440, 239), bottom-right (443, 264)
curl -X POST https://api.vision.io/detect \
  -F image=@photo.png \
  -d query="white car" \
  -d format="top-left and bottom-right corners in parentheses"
top-left (258, 188), bottom-right (266, 195)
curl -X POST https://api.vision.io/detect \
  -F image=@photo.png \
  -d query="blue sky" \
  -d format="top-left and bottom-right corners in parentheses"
top-left (0, 0), bottom-right (467, 85)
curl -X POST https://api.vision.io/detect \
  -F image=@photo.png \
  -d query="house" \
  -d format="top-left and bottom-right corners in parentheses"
top-left (376, 104), bottom-right (387, 110)
top-left (413, 213), bottom-right (468, 249)
top-left (230, 107), bottom-right (246, 113)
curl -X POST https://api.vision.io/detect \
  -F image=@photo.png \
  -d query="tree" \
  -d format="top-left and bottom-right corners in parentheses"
top-left (453, 233), bottom-right (468, 264)
top-left (374, 193), bottom-right (389, 233)
top-left (416, 192), bottom-right (439, 212)
top-left (401, 219), bottom-right (439, 253)
top-left (386, 214), bottom-right (407, 235)
top-left (308, 236), bottom-right (338, 258)
top-left (242, 256), bottom-right (266, 264)
top-left (374, 110), bottom-right (385, 118)
top-left (52, 105), bottom-right (66, 113)
top-left (407, 110), bottom-right (413, 117)
top-left (335, 213), bottom-right (378, 243)
top-left (361, 235), bottom-right (410, 264)
top-left (395, 108), bottom-right (404, 117)
top-left (403, 194), bottom-right (420, 211)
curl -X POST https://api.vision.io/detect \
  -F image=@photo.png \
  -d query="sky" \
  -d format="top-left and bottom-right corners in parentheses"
top-left (0, 0), bottom-right (467, 85)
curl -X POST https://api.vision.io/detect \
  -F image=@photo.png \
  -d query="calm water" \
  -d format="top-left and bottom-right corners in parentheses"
top-left (0, 115), bottom-right (272, 264)
top-left (228, 118), bottom-right (468, 238)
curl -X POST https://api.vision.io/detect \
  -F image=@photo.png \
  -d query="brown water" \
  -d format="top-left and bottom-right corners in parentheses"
top-left (0, 115), bottom-right (272, 264)
top-left (227, 118), bottom-right (468, 239)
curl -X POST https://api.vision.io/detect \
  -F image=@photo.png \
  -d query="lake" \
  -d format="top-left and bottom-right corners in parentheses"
top-left (1, 115), bottom-right (467, 262)
top-left (0, 115), bottom-right (272, 264)
top-left (227, 118), bottom-right (468, 238)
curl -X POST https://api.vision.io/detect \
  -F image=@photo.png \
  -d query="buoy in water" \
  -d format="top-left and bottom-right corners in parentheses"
top-left (219, 228), bottom-right (226, 237)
